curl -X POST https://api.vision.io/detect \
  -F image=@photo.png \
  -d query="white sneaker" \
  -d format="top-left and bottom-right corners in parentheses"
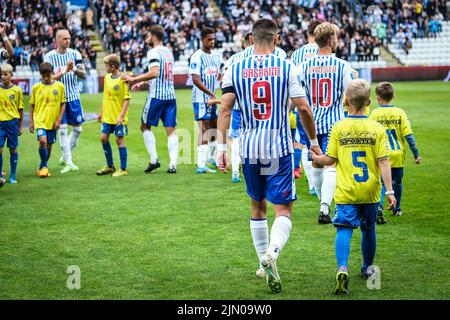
top-left (60, 164), bottom-right (79, 174)
top-left (260, 253), bottom-right (281, 293)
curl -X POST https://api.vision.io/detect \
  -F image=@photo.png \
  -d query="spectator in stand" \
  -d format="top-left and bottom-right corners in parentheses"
top-left (1, 0), bottom-right (94, 70)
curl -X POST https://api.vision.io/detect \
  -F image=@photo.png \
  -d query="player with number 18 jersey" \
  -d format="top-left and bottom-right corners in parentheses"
top-left (142, 45), bottom-right (177, 127)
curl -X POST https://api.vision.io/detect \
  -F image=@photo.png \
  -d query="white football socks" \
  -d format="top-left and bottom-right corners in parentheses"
top-left (231, 138), bottom-right (240, 176)
top-left (302, 150), bottom-right (314, 190)
top-left (321, 167), bottom-right (336, 215)
top-left (207, 140), bottom-right (216, 161)
top-left (311, 167), bottom-right (324, 201)
top-left (168, 134), bottom-right (178, 168)
top-left (197, 144), bottom-right (208, 168)
top-left (250, 218), bottom-right (269, 260)
top-left (59, 125), bottom-right (73, 166)
top-left (268, 216), bottom-right (292, 260)
top-left (69, 126), bottom-right (82, 151)
top-left (143, 130), bottom-right (158, 164)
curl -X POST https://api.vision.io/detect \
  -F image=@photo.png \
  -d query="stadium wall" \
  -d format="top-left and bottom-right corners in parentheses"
top-left (372, 66), bottom-right (450, 82)
top-left (13, 66), bottom-right (450, 94)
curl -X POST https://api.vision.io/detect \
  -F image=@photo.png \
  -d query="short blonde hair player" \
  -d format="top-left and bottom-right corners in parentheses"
top-left (0, 63), bottom-right (23, 185)
top-left (96, 54), bottom-right (131, 177)
top-left (311, 79), bottom-right (396, 295)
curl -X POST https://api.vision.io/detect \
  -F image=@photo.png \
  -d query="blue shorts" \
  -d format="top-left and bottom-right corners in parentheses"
top-left (333, 203), bottom-right (378, 229)
top-left (229, 108), bottom-right (241, 138)
top-left (242, 155), bottom-right (297, 205)
top-left (306, 133), bottom-right (329, 161)
top-left (295, 113), bottom-right (308, 145)
top-left (62, 100), bottom-right (85, 125)
top-left (0, 119), bottom-right (19, 149)
top-left (142, 98), bottom-right (177, 127)
top-left (101, 123), bottom-right (128, 137)
top-left (193, 102), bottom-right (218, 121)
top-left (36, 128), bottom-right (57, 144)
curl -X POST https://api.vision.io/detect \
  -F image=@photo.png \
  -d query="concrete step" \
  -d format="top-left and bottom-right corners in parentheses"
top-left (380, 46), bottom-right (402, 66)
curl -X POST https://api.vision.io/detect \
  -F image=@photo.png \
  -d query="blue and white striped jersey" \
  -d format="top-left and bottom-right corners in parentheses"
top-left (222, 54), bottom-right (305, 159)
top-left (225, 50), bottom-right (246, 70)
top-left (290, 43), bottom-right (319, 66)
top-left (243, 45), bottom-right (287, 59)
top-left (147, 45), bottom-right (176, 100)
top-left (44, 48), bottom-right (83, 102)
top-left (299, 54), bottom-right (353, 135)
top-left (189, 49), bottom-right (224, 103)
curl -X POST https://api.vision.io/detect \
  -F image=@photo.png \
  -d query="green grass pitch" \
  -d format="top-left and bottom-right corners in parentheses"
top-left (0, 81), bottom-right (449, 299)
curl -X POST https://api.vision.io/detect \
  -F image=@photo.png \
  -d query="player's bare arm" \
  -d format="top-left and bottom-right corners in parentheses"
top-left (97, 103), bottom-right (103, 122)
top-left (74, 62), bottom-right (87, 80)
top-left (130, 81), bottom-right (147, 92)
top-left (292, 96), bottom-right (322, 156)
top-left (54, 103), bottom-right (66, 130)
top-left (378, 156), bottom-right (397, 209)
top-left (0, 22), bottom-right (14, 59)
top-left (52, 60), bottom-right (75, 80)
top-left (310, 151), bottom-right (336, 167)
top-left (29, 104), bottom-right (34, 133)
top-left (117, 99), bottom-right (130, 125)
top-left (217, 92), bottom-right (235, 172)
top-left (207, 98), bottom-right (221, 106)
top-left (192, 74), bottom-right (216, 98)
top-left (121, 66), bottom-right (160, 85)
top-left (18, 109), bottom-right (24, 136)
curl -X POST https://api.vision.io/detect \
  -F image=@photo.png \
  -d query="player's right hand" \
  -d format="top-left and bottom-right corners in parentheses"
top-left (66, 60), bottom-right (74, 71)
top-left (131, 82), bottom-right (143, 92)
top-left (29, 123), bottom-right (34, 133)
top-left (387, 194), bottom-right (396, 210)
top-left (310, 145), bottom-right (323, 157)
top-left (415, 156), bottom-right (422, 164)
top-left (217, 151), bottom-right (230, 173)
top-left (97, 114), bottom-right (102, 122)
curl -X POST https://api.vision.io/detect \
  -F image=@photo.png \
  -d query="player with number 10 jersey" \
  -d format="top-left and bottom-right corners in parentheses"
top-left (299, 50), bottom-right (353, 136)
top-left (299, 22), bottom-right (354, 224)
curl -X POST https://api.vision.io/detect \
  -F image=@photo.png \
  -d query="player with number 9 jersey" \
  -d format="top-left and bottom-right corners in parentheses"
top-left (222, 54), bottom-right (306, 160)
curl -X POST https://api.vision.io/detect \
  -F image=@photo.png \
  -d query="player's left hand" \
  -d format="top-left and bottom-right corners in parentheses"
top-left (18, 127), bottom-right (23, 136)
top-left (54, 120), bottom-right (61, 130)
top-left (66, 60), bottom-right (74, 72)
top-left (415, 156), bottom-right (421, 164)
top-left (217, 151), bottom-right (230, 173)
top-left (310, 145), bottom-right (323, 157)
top-left (117, 116), bottom-right (124, 125)
top-left (121, 74), bottom-right (133, 83)
top-left (387, 194), bottom-right (396, 210)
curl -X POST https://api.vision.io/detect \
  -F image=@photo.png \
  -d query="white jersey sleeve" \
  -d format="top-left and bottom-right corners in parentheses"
top-left (221, 65), bottom-right (233, 90)
top-left (147, 49), bottom-right (160, 69)
top-left (189, 53), bottom-right (201, 76)
top-left (74, 49), bottom-right (83, 67)
top-left (342, 62), bottom-right (354, 90)
top-left (289, 64), bottom-right (305, 98)
top-left (0, 48), bottom-right (8, 60)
